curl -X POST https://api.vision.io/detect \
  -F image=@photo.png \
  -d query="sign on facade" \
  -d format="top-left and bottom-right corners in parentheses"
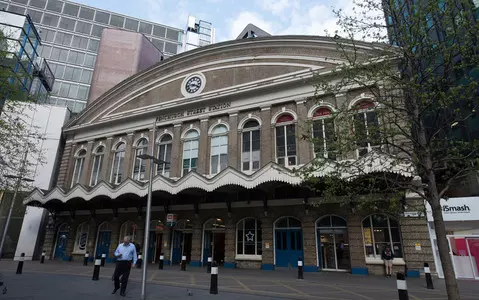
top-left (426, 197), bottom-right (478, 222)
top-left (166, 214), bottom-right (177, 227)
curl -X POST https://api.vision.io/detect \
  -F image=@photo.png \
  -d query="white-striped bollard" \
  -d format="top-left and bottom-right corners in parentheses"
top-left (40, 251), bottom-right (45, 264)
top-left (159, 254), bottom-right (164, 270)
top-left (137, 253), bottom-right (143, 269)
top-left (92, 257), bottom-right (101, 280)
top-left (16, 253), bottom-right (25, 274)
top-left (101, 253), bottom-right (106, 267)
top-left (397, 272), bottom-right (409, 300)
top-left (209, 261), bottom-right (218, 294)
top-left (424, 263), bottom-right (434, 289)
top-left (207, 257), bottom-right (212, 273)
top-left (298, 257), bottom-right (304, 279)
top-left (83, 252), bottom-right (89, 266)
top-left (181, 255), bottom-right (186, 271)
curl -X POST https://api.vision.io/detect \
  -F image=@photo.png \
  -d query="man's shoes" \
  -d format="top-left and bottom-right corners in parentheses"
top-left (112, 288), bottom-right (119, 294)
top-left (120, 291), bottom-right (126, 297)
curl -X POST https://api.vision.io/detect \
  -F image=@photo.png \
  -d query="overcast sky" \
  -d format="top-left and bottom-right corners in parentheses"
top-left (72, 0), bottom-right (356, 42)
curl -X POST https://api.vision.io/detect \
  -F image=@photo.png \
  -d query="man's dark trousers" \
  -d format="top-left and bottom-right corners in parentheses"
top-left (113, 260), bottom-right (132, 293)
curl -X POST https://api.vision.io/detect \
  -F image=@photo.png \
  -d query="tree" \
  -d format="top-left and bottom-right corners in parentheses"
top-left (300, 1), bottom-right (479, 299)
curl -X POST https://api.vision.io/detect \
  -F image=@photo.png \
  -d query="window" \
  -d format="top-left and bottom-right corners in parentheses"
top-left (77, 85), bottom-right (89, 100)
top-left (30, 0), bottom-right (47, 9)
top-left (166, 28), bottom-right (179, 41)
top-left (40, 28), bottom-right (56, 43)
top-left (46, 0), bottom-right (63, 13)
top-left (119, 221), bottom-right (137, 243)
top-left (157, 135), bottom-right (172, 177)
top-left (164, 42), bottom-right (178, 54)
top-left (63, 3), bottom-right (79, 17)
top-left (241, 120), bottom-right (260, 171)
top-left (90, 146), bottom-right (104, 186)
top-left (71, 35), bottom-right (89, 49)
top-left (362, 214), bottom-right (402, 259)
top-left (139, 22), bottom-right (152, 34)
top-left (26, 9), bottom-right (43, 23)
top-left (95, 11), bottom-right (110, 24)
top-left (68, 84), bottom-right (78, 98)
top-left (71, 149), bottom-right (86, 187)
top-left (73, 222), bottom-right (89, 253)
top-left (54, 32), bottom-right (72, 46)
top-left (50, 47), bottom-right (68, 62)
top-left (84, 54), bottom-right (96, 67)
top-left (75, 21), bottom-right (92, 35)
top-left (353, 100), bottom-right (380, 157)
top-left (236, 218), bottom-right (262, 258)
top-left (182, 130), bottom-right (199, 175)
top-left (80, 69), bottom-right (92, 84)
top-left (68, 50), bottom-right (85, 65)
top-left (42, 13), bottom-right (59, 27)
top-left (110, 15), bottom-right (124, 28)
top-left (79, 7), bottom-right (94, 20)
top-left (40, 45), bottom-right (52, 58)
top-left (88, 39), bottom-right (99, 53)
top-left (153, 25), bottom-right (166, 37)
top-left (312, 107), bottom-right (336, 160)
top-left (59, 17), bottom-right (76, 31)
top-left (91, 25), bottom-right (105, 37)
top-left (111, 142), bottom-right (126, 184)
top-left (210, 125), bottom-right (228, 175)
top-left (275, 114), bottom-right (297, 167)
top-left (125, 18), bottom-right (139, 31)
top-left (7, 4), bottom-right (25, 14)
top-left (132, 138), bottom-right (148, 181)
top-left (152, 39), bottom-right (164, 51)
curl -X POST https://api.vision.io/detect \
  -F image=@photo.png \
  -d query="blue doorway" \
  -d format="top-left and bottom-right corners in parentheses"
top-left (95, 231), bottom-right (111, 259)
top-left (172, 230), bottom-right (183, 264)
top-left (274, 217), bottom-right (303, 268)
top-left (54, 230), bottom-right (69, 260)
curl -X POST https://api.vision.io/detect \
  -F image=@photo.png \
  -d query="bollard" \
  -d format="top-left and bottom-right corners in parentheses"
top-left (137, 253), bottom-right (143, 269)
top-left (83, 251), bottom-right (89, 266)
top-left (40, 251), bottom-right (45, 264)
top-left (207, 257), bottom-right (212, 273)
top-left (181, 255), bottom-right (186, 271)
top-left (101, 253), bottom-right (106, 267)
top-left (16, 253), bottom-right (25, 274)
top-left (158, 254), bottom-right (164, 270)
top-left (424, 263), bottom-right (434, 289)
top-left (404, 264), bottom-right (408, 277)
top-left (209, 261), bottom-right (218, 295)
top-left (297, 257), bottom-right (304, 280)
top-left (92, 257), bottom-right (101, 281)
top-left (397, 272), bottom-right (409, 300)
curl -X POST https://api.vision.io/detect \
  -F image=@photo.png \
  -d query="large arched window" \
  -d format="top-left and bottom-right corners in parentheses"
top-left (111, 142), bottom-right (126, 184)
top-left (157, 134), bottom-right (172, 177)
top-left (73, 222), bottom-right (89, 253)
top-left (90, 146), bottom-right (104, 186)
top-left (362, 214), bottom-right (402, 259)
top-left (353, 100), bottom-right (380, 157)
top-left (119, 221), bottom-right (137, 243)
top-left (236, 218), bottom-right (262, 258)
top-left (71, 149), bottom-right (86, 187)
top-left (316, 215), bottom-right (350, 270)
top-left (132, 138), bottom-right (149, 181)
top-left (275, 114), bottom-right (296, 166)
top-left (210, 125), bottom-right (228, 175)
top-left (241, 120), bottom-right (261, 171)
top-left (182, 130), bottom-right (199, 175)
top-left (312, 107), bottom-right (336, 160)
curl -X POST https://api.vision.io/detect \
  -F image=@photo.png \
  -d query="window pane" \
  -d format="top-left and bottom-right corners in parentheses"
top-left (391, 227), bottom-right (401, 243)
top-left (7, 4), bottom-right (25, 14)
top-left (372, 215), bottom-right (388, 227)
top-left (166, 28), bottom-right (179, 41)
top-left (42, 13), bottom-right (59, 27)
top-left (63, 3), bottom-right (79, 17)
top-left (68, 84), bottom-right (78, 98)
top-left (30, 0), bottom-right (47, 9)
top-left (164, 42), bottom-right (178, 54)
top-left (91, 25), bottom-right (105, 37)
top-left (84, 54), bottom-right (96, 67)
top-left (77, 85), bottom-right (89, 100)
top-left (139, 22), bottom-right (152, 34)
top-left (59, 17), bottom-right (76, 31)
top-left (95, 11), bottom-right (110, 24)
top-left (286, 124), bottom-right (296, 156)
top-left (26, 9), bottom-right (43, 23)
top-left (152, 39), bottom-right (164, 51)
top-left (79, 7), bottom-right (94, 20)
top-left (80, 69), bottom-right (92, 84)
top-left (46, 0), bottom-right (63, 13)
top-left (153, 25), bottom-right (166, 37)
top-left (88, 39), bottom-right (99, 52)
top-left (75, 21), bottom-right (92, 35)
top-left (110, 15), bottom-right (124, 27)
top-left (125, 18), bottom-right (139, 31)
top-left (317, 216), bottom-right (331, 227)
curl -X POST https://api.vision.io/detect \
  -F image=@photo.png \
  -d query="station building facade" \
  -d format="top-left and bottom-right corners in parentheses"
top-left (24, 35), bottom-right (435, 275)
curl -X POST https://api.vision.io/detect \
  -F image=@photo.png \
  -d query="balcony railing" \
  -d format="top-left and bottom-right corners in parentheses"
top-left (32, 57), bottom-right (54, 92)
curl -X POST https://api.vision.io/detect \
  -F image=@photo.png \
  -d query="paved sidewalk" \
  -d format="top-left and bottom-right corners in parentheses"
top-left (1, 260), bottom-right (478, 299)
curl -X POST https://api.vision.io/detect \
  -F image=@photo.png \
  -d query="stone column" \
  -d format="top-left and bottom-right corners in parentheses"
top-left (197, 119), bottom-right (209, 175)
top-left (347, 214), bottom-right (367, 274)
top-left (43, 224), bottom-right (56, 260)
top-left (190, 218), bottom-right (203, 266)
top-left (260, 107), bottom-right (272, 166)
top-left (99, 137), bottom-right (113, 183)
top-left (64, 143), bottom-right (77, 189)
top-left (296, 100), bottom-right (311, 164)
top-left (224, 217), bottom-right (236, 268)
top-left (109, 220), bottom-right (121, 257)
top-left (80, 141), bottom-right (95, 185)
top-left (171, 124), bottom-right (182, 178)
top-left (260, 215), bottom-right (274, 270)
top-left (56, 140), bottom-right (73, 188)
top-left (302, 214), bottom-right (317, 271)
top-left (162, 226), bottom-right (172, 264)
top-left (228, 113), bottom-right (239, 169)
top-left (65, 222), bottom-right (77, 261)
top-left (87, 218), bottom-right (98, 256)
top-left (124, 133), bottom-right (135, 180)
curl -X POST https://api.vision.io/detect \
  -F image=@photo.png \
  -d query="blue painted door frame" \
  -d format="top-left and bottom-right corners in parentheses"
top-left (95, 231), bottom-right (111, 259)
top-left (54, 231), bottom-right (69, 260)
top-left (172, 231), bottom-right (183, 264)
top-left (275, 229), bottom-right (303, 267)
top-left (202, 231), bottom-right (212, 265)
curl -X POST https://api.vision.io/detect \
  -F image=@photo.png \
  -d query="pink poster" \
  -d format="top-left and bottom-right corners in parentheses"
top-left (467, 239), bottom-right (479, 275)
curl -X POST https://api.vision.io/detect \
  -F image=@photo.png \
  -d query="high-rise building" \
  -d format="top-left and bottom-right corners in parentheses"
top-left (183, 15), bottom-right (214, 52)
top-left (0, 0), bottom-right (184, 113)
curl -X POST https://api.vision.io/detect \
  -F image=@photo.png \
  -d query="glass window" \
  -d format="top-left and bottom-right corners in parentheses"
top-left (132, 138), bottom-right (148, 181)
top-left (40, 45), bottom-right (52, 58)
top-left (59, 82), bottom-right (70, 97)
top-left (95, 11), bottom-right (110, 24)
top-left (210, 125), bottom-right (228, 175)
top-left (312, 107), bottom-right (336, 160)
top-left (119, 221), bottom-right (137, 243)
top-left (80, 69), bottom-right (92, 84)
top-left (79, 7), bottom-right (94, 20)
top-left (68, 84), bottom-right (78, 98)
top-left (91, 25), bottom-right (105, 37)
top-left (362, 214), bottom-right (402, 259)
top-left (124, 18), bottom-right (139, 31)
top-left (7, 4), bottom-right (25, 14)
top-left (75, 21), bottom-right (92, 35)
top-left (12, 0), bottom-right (29, 4)
top-left (73, 222), bottom-right (89, 253)
top-left (88, 39), bottom-right (99, 52)
top-left (353, 100), bottom-right (380, 157)
top-left (139, 22), bottom-right (152, 34)
top-left (153, 25), bottom-right (166, 37)
top-left (166, 28), bottom-right (179, 41)
top-left (63, 66), bottom-right (74, 80)
top-left (77, 85), bottom-right (89, 100)
top-left (110, 14), bottom-right (124, 27)
top-left (182, 130), bottom-right (199, 175)
top-left (90, 146), bottom-right (104, 186)
top-left (71, 35), bottom-right (88, 49)
top-left (73, 101), bottom-right (85, 113)
top-left (84, 54), bottom-right (96, 67)
top-left (26, 9), bottom-right (43, 23)
top-left (63, 3), bottom-right (79, 17)
top-left (71, 149), bottom-right (86, 187)
top-left (42, 13), bottom-right (59, 27)
top-left (59, 17), bottom-right (76, 31)
top-left (236, 218), bottom-right (262, 256)
top-left (39, 28), bottom-right (56, 43)
top-left (68, 50), bottom-right (85, 65)
top-left (54, 32), bottom-right (72, 46)
top-left (164, 42), bottom-right (178, 54)
top-left (151, 39), bottom-right (164, 51)
top-left (157, 135), bottom-right (172, 177)
top-left (30, 0), bottom-right (47, 9)
top-left (275, 114), bottom-right (296, 167)
top-left (111, 142), bottom-right (126, 184)
top-left (46, 0), bottom-right (63, 13)
top-left (241, 120), bottom-right (260, 171)
top-left (50, 47), bottom-right (68, 62)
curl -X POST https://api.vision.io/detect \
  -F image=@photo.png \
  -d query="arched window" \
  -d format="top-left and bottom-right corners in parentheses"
top-left (312, 107), bottom-right (336, 160)
top-left (353, 100), bottom-right (380, 157)
top-left (275, 216), bottom-right (302, 228)
top-left (210, 125), bottom-right (228, 175)
top-left (71, 149), bottom-right (86, 187)
top-left (157, 134), bottom-right (172, 177)
top-left (73, 222), bottom-right (89, 253)
top-left (316, 215), bottom-right (350, 270)
top-left (362, 214), bottom-right (402, 259)
top-left (111, 142), bottom-right (126, 184)
top-left (236, 218), bottom-right (262, 257)
top-left (132, 138), bottom-right (149, 181)
top-left (275, 114), bottom-right (296, 166)
top-left (90, 146), bottom-right (104, 186)
top-left (241, 120), bottom-right (261, 171)
top-left (182, 130), bottom-right (199, 175)
top-left (119, 221), bottom-right (137, 243)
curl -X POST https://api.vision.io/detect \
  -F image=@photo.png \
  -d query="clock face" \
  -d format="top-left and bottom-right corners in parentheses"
top-left (185, 76), bottom-right (202, 94)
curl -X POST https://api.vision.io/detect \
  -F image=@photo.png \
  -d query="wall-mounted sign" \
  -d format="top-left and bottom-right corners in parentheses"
top-left (415, 243), bottom-right (421, 251)
top-left (426, 197), bottom-right (478, 222)
top-left (157, 102), bottom-right (232, 122)
top-left (265, 242), bottom-right (270, 249)
top-left (166, 214), bottom-right (177, 227)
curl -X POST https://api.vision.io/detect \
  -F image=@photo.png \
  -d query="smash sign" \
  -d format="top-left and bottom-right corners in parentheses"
top-left (426, 197), bottom-right (477, 222)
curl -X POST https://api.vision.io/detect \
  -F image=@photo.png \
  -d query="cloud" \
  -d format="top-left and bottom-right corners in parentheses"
top-left (143, 0), bottom-right (189, 29)
top-left (258, 0), bottom-right (299, 17)
top-left (228, 11), bottom-right (275, 40)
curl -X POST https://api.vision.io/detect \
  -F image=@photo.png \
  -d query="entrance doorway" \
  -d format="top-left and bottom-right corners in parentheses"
top-left (95, 222), bottom-right (112, 259)
top-left (316, 215), bottom-right (350, 271)
top-left (54, 224), bottom-right (69, 260)
top-left (203, 218), bottom-right (226, 265)
top-left (447, 235), bottom-right (479, 279)
top-left (274, 217), bottom-right (303, 268)
top-left (148, 220), bottom-right (164, 263)
top-left (171, 219), bottom-right (193, 265)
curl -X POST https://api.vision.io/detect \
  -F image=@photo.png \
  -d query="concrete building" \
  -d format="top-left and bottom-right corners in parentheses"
top-left (183, 16), bottom-right (214, 52)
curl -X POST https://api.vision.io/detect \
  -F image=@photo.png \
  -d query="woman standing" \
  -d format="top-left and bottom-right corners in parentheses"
top-left (382, 245), bottom-right (394, 277)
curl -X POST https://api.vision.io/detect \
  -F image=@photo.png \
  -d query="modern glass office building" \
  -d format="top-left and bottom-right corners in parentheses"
top-left (0, 0), bottom-right (184, 113)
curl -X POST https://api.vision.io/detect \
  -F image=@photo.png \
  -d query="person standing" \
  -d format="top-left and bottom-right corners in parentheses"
top-left (381, 245), bottom-right (394, 277)
top-left (112, 236), bottom-right (137, 296)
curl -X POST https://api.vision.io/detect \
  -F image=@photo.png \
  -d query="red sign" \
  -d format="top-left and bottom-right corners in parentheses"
top-left (166, 214), bottom-right (177, 227)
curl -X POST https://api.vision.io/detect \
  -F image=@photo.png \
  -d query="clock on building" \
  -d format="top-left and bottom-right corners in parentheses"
top-left (181, 73), bottom-right (206, 97)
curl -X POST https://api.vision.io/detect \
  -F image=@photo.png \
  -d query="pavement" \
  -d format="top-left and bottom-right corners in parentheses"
top-left (0, 260), bottom-right (478, 300)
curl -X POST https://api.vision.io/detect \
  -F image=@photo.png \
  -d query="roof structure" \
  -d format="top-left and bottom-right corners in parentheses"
top-left (236, 23), bottom-right (272, 39)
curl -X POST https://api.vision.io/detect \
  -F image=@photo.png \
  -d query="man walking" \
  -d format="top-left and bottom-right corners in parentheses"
top-left (112, 236), bottom-right (137, 296)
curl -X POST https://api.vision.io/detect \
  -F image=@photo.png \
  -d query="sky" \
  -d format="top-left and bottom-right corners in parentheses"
top-left (72, 0), bottom-right (357, 42)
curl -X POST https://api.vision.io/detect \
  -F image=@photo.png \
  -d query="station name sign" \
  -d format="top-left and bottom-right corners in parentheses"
top-left (158, 102), bottom-right (232, 122)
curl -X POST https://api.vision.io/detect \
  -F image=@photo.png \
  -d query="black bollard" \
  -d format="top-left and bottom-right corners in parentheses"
top-left (209, 261), bottom-right (218, 295)
top-left (207, 257), bottom-right (212, 273)
top-left (181, 255), bottom-right (186, 271)
top-left (40, 251), bottom-right (45, 264)
top-left (16, 253), bottom-right (25, 274)
top-left (158, 253), bottom-right (164, 270)
top-left (424, 263), bottom-right (434, 289)
top-left (137, 252), bottom-right (143, 269)
top-left (83, 251), bottom-right (89, 266)
top-left (297, 257), bottom-right (304, 280)
top-left (404, 264), bottom-right (408, 277)
top-left (92, 257), bottom-right (101, 281)
top-left (101, 253), bottom-right (106, 267)
top-left (397, 272), bottom-right (409, 300)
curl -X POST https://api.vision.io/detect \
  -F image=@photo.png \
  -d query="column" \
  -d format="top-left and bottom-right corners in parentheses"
top-left (64, 143), bottom-right (77, 189)
top-left (302, 214), bottom-right (317, 271)
top-left (109, 220), bottom-right (121, 258)
top-left (80, 141), bottom-right (95, 185)
top-left (99, 137), bottom-right (113, 182)
top-left (260, 107), bottom-right (273, 166)
top-left (260, 215), bottom-right (274, 270)
top-left (162, 226), bottom-right (172, 264)
top-left (65, 222), bottom-right (77, 261)
top-left (56, 140), bottom-right (73, 188)
top-left (124, 133), bottom-right (135, 179)
top-left (347, 214), bottom-right (367, 274)
top-left (228, 113), bottom-right (239, 169)
top-left (43, 224), bottom-right (56, 260)
top-left (171, 124), bottom-right (182, 178)
top-left (190, 219), bottom-right (203, 266)
top-left (296, 100), bottom-right (311, 164)
top-left (224, 218), bottom-right (236, 268)
top-left (136, 221), bottom-right (145, 253)
top-left (87, 218), bottom-right (97, 256)
top-left (197, 119), bottom-right (209, 175)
